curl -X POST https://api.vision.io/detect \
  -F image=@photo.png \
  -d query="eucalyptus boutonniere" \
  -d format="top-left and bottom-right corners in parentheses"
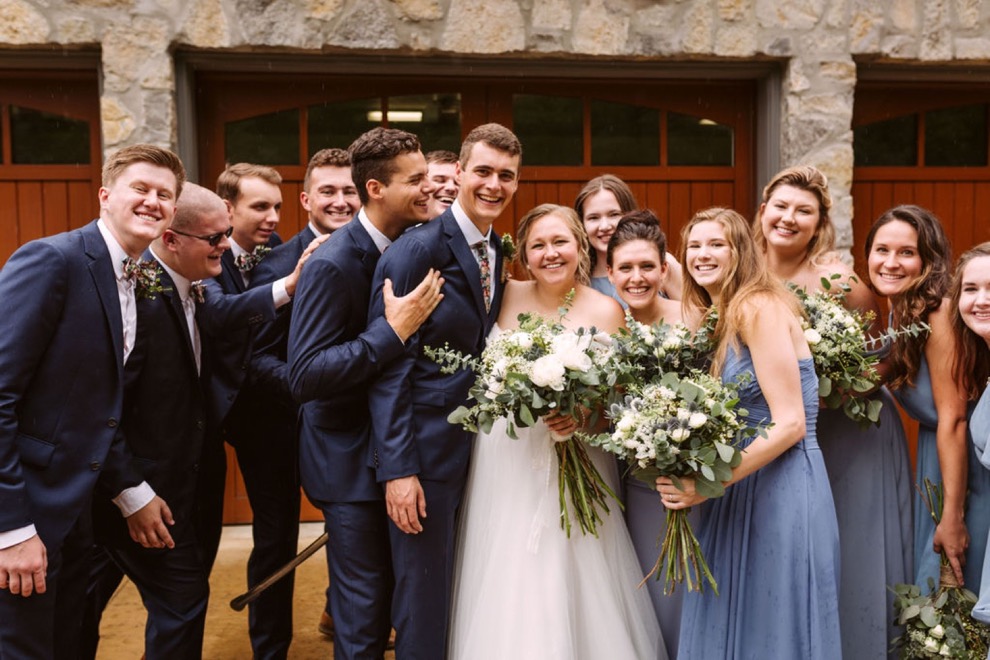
top-left (123, 258), bottom-right (165, 300)
top-left (500, 233), bottom-right (516, 283)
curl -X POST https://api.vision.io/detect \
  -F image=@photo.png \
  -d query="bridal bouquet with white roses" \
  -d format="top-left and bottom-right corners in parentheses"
top-left (602, 317), bottom-right (709, 390)
top-left (586, 370), bottom-right (764, 594)
top-left (426, 303), bottom-right (620, 537)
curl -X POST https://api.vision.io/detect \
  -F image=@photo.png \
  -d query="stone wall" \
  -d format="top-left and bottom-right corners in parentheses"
top-left (3, 0), bottom-right (990, 251)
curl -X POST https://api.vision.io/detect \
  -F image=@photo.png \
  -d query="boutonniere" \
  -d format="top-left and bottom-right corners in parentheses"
top-left (235, 244), bottom-right (272, 272)
top-left (500, 233), bottom-right (517, 283)
top-left (189, 281), bottom-right (206, 304)
top-left (123, 257), bottom-right (165, 300)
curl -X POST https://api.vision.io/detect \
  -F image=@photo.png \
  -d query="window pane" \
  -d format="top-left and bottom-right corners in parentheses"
top-left (925, 104), bottom-right (988, 167)
top-left (387, 93), bottom-right (461, 154)
top-left (10, 106), bottom-right (90, 165)
top-left (225, 109), bottom-right (299, 165)
top-left (591, 99), bottom-right (659, 166)
top-left (308, 98), bottom-right (380, 156)
top-left (854, 115), bottom-right (917, 166)
top-left (667, 112), bottom-right (733, 166)
top-left (512, 94), bottom-right (583, 166)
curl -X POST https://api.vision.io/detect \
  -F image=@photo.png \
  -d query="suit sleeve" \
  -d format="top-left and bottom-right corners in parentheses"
top-left (366, 238), bottom-right (435, 482)
top-left (197, 279), bottom-right (277, 336)
top-left (247, 310), bottom-right (292, 399)
top-left (288, 254), bottom-right (404, 404)
top-left (0, 242), bottom-right (68, 532)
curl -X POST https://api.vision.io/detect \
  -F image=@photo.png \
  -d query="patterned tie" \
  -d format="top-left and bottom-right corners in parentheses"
top-left (234, 245), bottom-right (271, 272)
top-left (472, 240), bottom-right (491, 313)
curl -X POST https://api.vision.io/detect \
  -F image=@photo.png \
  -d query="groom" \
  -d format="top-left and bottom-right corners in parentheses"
top-left (367, 122), bottom-right (522, 658)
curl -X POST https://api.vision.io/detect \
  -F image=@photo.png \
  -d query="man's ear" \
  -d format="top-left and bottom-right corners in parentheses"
top-left (224, 199), bottom-right (234, 219)
top-left (366, 179), bottom-right (384, 201)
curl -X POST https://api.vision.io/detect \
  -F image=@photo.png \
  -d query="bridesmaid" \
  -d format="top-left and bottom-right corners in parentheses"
top-left (950, 243), bottom-right (990, 623)
top-left (575, 174), bottom-right (682, 302)
top-left (865, 205), bottom-right (990, 591)
top-left (755, 166), bottom-right (912, 659)
top-left (660, 207), bottom-right (841, 659)
top-left (606, 210), bottom-right (685, 660)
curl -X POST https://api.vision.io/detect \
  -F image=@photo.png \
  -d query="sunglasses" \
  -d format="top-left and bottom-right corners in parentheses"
top-left (170, 226), bottom-right (234, 247)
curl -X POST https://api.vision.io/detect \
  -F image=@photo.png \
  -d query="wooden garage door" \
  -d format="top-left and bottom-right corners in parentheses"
top-left (197, 73), bottom-right (756, 523)
top-left (0, 72), bottom-right (102, 264)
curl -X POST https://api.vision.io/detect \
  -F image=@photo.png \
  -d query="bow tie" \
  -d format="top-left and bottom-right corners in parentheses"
top-left (234, 245), bottom-right (271, 272)
top-left (189, 281), bottom-right (206, 304)
top-left (121, 257), bottom-right (164, 299)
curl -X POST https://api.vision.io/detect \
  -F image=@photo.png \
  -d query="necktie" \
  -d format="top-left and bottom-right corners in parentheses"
top-left (472, 240), bottom-right (491, 313)
top-left (181, 295), bottom-right (201, 374)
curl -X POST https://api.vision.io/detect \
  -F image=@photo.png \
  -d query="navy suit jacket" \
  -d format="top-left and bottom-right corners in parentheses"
top-left (366, 210), bottom-right (504, 484)
top-left (93, 264), bottom-right (208, 546)
top-left (0, 220), bottom-right (140, 546)
top-left (288, 219), bottom-right (405, 503)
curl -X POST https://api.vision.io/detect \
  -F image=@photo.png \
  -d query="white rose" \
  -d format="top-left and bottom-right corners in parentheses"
top-left (484, 378), bottom-right (504, 400)
top-left (930, 624), bottom-right (944, 639)
top-left (662, 336), bottom-right (682, 350)
top-left (939, 644), bottom-right (950, 657)
top-left (530, 355), bottom-right (566, 390)
top-left (676, 408), bottom-right (691, 422)
top-left (616, 414), bottom-right (636, 433)
top-left (688, 412), bottom-right (708, 428)
top-left (670, 427), bottom-right (690, 442)
top-left (510, 332), bottom-right (533, 350)
top-left (705, 398), bottom-right (716, 410)
top-left (804, 328), bottom-right (822, 345)
top-left (557, 345), bottom-right (593, 372)
top-left (592, 331), bottom-right (613, 347)
top-left (492, 358), bottom-right (508, 378)
top-left (924, 637), bottom-right (939, 652)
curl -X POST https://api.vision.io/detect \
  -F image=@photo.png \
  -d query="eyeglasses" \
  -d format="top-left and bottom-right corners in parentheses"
top-left (170, 226), bottom-right (233, 247)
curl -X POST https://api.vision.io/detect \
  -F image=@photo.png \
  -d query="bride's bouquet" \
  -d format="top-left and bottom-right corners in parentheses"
top-left (791, 277), bottom-right (928, 425)
top-left (426, 303), bottom-right (619, 537)
top-left (586, 370), bottom-right (764, 594)
top-left (603, 316), bottom-right (709, 388)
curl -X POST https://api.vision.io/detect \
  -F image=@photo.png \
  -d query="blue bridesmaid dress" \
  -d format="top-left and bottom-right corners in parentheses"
top-left (817, 389), bottom-right (913, 659)
top-left (677, 345), bottom-right (841, 659)
top-left (893, 356), bottom-right (990, 591)
top-left (969, 388), bottom-right (990, 628)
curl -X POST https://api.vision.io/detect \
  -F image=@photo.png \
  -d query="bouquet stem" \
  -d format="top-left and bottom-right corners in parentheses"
top-left (643, 508), bottom-right (717, 595)
top-left (554, 437), bottom-right (619, 537)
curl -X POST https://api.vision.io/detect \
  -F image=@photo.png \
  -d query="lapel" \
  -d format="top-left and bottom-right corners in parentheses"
top-left (220, 250), bottom-right (246, 293)
top-left (442, 213), bottom-right (488, 323)
top-left (148, 256), bottom-right (198, 373)
top-left (82, 221), bottom-right (125, 376)
top-left (349, 220), bottom-right (381, 281)
top-left (489, 231), bottom-right (505, 324)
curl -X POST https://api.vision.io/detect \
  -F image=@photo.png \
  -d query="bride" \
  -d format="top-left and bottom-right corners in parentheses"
top-left (448, 203), bottom-right (664, 660)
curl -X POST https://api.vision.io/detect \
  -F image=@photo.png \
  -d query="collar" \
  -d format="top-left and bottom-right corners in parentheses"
top-left (229, 239), bottom-right (251, 259)
top-left (358, 208), bottom-right (392, 254)
top-left (308, 221), bottom-right (327, 237)
top-left (149, 246), bottom-right (191, 301)
top-left (451, 199), bottom-right (491, 247)
top-left (97, 219), bottom-right (132, 280)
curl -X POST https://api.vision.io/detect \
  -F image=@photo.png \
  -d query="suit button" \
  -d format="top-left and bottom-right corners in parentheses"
top-left (196, 420), bottom-right (204, 430)
top-left (90, 462), bottom-right (100, 471)
top-left (107, 418), bottom-right (118, 428)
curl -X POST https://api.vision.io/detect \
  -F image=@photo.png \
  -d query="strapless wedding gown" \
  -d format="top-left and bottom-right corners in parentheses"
top-left (447, 326), bottom-right (664, 660)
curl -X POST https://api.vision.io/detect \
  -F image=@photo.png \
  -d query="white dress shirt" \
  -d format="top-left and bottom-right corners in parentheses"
top-left (451, 199), bottom-right (495, 309)
top-left (230, 239), bottom-right (291, 308)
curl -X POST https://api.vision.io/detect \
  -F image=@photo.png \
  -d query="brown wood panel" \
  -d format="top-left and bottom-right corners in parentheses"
top-left (952, 182), bottom-right (975, 252)
top-left (42, 181), bottom-right (69, 236)
top-left (68, 181), bottom-right (97, 230)
top-left (17, 182), bottom-right (44, 245)
top-left (975, 185), bottom-right (990, 247)
top-left (0, 183), bottom-right (17, 263)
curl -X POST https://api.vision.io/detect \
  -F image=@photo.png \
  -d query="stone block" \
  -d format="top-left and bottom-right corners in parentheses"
top-left (714, 23), bottom-right (757, 56)
top-left (56, 17), bottom-right (96, 43)
top-left (329, 0), bottom-right (401, 49)
top-left (390, 0), bottom-right (443, 22)
top-left (718, 0), bottom-right (751, 22)
top-left (955, 37), bottom-right (990, 59)
top-left (681, 1), bottom-right (713, 53)
top-left (440, 0), bottom-right (525, 53)
top-left (306, 0), bottom-right (346, 21)
top-left (954, 0), bottom-right (981, 30)
top-left (888, 0), bottom-right (916, 32)
top-left (531, 0), bottom-right (571, 32)
top-left (101, 96), bottom-right (137, 146)
top-left (181, 0), bottom-right (230, 47)
top-left (849, 2), bottom-right (883, 52)
top-left (0, 0), bottom-right (51, 43)
top-left (756, 0), bottom-right (825, 30)
top-left (573, 0), bottom-right (630, 55)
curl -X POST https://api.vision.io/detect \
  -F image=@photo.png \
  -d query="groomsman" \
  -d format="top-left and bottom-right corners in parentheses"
top-left (425, 149), bottom-right (460, 219)
top-left (288, 127), bottom-right (443, 659)
top-left (0, 144), bottom-right (185, 657)
top-left (248, 147), bottom-right (359, 641)
top-left (368, 123), bottom-right (521, 659)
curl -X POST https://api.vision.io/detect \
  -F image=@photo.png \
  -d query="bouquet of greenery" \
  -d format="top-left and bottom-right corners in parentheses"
top-left (792, 277), bottom-right (928, 425)
top-left (585, 370), bottom-right (764, 594)
top-left (603, 317), bottom-right (708, 391)
top-left (426, 300), bottom-right (619, 537)
top-left (891, 479), bottom-right (990, 658)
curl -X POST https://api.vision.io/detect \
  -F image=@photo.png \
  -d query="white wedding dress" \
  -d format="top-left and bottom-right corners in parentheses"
top-left (448, 328), bottom-right (664, 660)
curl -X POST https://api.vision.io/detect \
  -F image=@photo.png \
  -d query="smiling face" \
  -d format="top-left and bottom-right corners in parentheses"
top-left (374, 150), bottom-right (432, 227)
top-left (759, 184), bottom-right (821, 256)
top-left (582, 189), bottom-right (624, 258)
top-left (426, 161), bottom-right (459, 218)
top-left (958, 255), bottom-right (990, 343)
top-left (228, 176), bottom-right (282, 250)
top-left (524, 212), bottom-right (581, 287)
top-left (608, 239), bottom-right (666, 314)
top-left (300, 165), bottom-right (360, 234)
top-left (867, 219), bottom-right (924, 298)
top-left (457, 141), bottom-right (520, 231)
top-left (99, 162), bottom-right (178, 258)
top-left (168, 206), bottom-right (231, 281)
top-left (685, 220), bottom-right (733, 297)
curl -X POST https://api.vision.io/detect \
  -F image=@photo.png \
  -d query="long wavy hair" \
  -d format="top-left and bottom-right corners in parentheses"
top-left (950, 242), bottom-right (990, 399)
top-left (865, 205), bottom-right (951, 389)
top-left (753, 165), bottom-right (835, 265)
top-left (517, 203), bottom-right (591, 286)
top-left (574, 174), bottom-right (638, 270)
top-left (680, 207), bottom-right (797, 374)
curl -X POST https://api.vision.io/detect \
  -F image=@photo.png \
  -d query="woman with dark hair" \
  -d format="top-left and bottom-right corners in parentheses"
top-left (866, 205), bottom-right (990, 592)
top-left (661, 206), bottom-right (840, 659)
top-left (756, 165), bottom-right (911, 659)
top-left (575, 175), bottom-right (681, 303)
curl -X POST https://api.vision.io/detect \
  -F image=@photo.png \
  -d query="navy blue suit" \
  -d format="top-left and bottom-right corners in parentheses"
top-left (367, 210), bottom-right (503, 659)
top-left (0, 220), bottom-right (142, 658)
top-left (288, 219), bottom-right (404, 659)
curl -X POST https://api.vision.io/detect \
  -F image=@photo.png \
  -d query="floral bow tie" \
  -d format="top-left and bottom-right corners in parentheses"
top-left (234, 245), bottom-right (271, 272)
top-left (122, 257), bottom-right (164, 300)
top-left (189, 281), bottom-right (206, 304)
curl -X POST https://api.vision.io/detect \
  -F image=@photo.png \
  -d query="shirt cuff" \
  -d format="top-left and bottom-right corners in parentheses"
top-left (272, 278), bottom-right (290, 309)
top-left (0, 525), bottom-right (37, 550)
top-left (112, 481), bottom-right (156, 517)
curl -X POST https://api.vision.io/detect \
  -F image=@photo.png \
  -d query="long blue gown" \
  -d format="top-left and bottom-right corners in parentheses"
top-left (817, 389), bottom-right (913, 660)
top-left (970, 389), bottom-right (990, 629)
top-left (893, 356), bottom-right (990, 591)
top-left (677, 346), bottom-right (841, 660)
